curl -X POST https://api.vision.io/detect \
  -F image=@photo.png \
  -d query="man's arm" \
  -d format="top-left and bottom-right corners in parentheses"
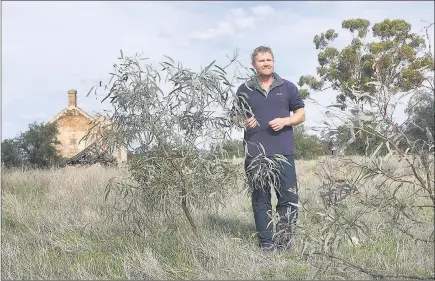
top-left (268, 82), bottom-right (305, 131)
top-left (283, 107), bottom-right (305, 127)
top-left (286, 82), bottom-right (305, 126)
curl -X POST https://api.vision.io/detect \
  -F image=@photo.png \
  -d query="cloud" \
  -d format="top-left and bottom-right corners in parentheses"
top-left (250, 5), bottom-right (275, 16)
top-left (190, 5), bottom-right (274, 41)
top-left (2, 1), bottom-right (434, 141)
top-left (191, 21), bottom-right (236, 40)
top-left (21, 113), bottom-right (50, 121)
top-left (2, 1), bottom-right (229, 139)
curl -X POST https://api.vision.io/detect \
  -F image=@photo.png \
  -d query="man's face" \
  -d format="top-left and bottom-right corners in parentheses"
top-left (252, 52), bottom-right (274, 76)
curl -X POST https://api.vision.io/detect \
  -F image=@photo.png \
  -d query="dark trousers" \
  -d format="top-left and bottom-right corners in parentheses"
top-left (245, 155), bottom-right (299, 249)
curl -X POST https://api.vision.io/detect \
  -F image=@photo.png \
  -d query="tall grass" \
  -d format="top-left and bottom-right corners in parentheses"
top-left (2, 158), bottom-right (434, 280)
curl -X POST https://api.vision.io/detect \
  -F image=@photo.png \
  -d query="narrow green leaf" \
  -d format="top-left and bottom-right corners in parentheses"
top-left (163, 55), bottom-right (175, 65)
top-left (386, 141), bottom-right (391, 152)
top-left (370, 142), bottom-right (383, 159)
top-left (203, 60), bottom-right (216, 73)
top-left (426, 127), bottom-right (434, 143)
top-left (214, 65), bottom-right (227, 75)
top-left (86, 85), bottom-right (96, 97)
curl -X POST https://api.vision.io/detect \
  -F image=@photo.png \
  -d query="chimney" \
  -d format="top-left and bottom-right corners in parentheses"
top-left (68, 89), bottom-right (77, 108)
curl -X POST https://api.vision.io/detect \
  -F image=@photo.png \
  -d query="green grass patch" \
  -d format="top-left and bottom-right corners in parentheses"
top-left (203, 214), bottom-right (256, 240)
top-left (343, 234), bottom-right (399, 266)
top-left (260, 262), bottom-right (310, 280)
top-left (2, 179), bottom-right (50, 201)
top-left (1, 211), bottom-right (27, 234)
top-left (148, 230), bottom-right (195, 270)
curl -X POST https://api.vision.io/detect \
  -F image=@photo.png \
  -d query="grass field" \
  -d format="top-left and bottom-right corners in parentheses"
top-left (2, 157), bottom-right (434, 280)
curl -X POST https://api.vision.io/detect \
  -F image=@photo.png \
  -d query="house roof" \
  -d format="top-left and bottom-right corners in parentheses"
top-left (48, 106), bottom-right (95, 124)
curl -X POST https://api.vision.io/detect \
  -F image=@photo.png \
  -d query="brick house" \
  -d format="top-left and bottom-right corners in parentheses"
top-left (48, 89), bottom-right (127, 164)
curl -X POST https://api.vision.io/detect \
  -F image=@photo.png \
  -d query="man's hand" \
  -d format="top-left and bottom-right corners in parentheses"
top-left (268, 118), bottom-right (287, 131)
top-left (245, 117), bottom-right (258, 129)
top-left (269, 109), bottom-right (306, 131)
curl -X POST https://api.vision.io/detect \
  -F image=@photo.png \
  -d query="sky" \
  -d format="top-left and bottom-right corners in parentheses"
top-left (2, 1), bottom-right (434, 141)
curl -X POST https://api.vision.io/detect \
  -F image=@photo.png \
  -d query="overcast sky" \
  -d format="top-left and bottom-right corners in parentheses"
top-left (2, 1), bottom-right (434, 141)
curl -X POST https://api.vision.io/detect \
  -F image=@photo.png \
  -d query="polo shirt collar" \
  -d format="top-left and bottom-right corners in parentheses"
top-left (247, 72), bottom-right (284, 92)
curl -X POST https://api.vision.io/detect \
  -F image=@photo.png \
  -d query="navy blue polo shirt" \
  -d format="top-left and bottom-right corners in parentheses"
top-left (235, 72), bottom-right (305, 158)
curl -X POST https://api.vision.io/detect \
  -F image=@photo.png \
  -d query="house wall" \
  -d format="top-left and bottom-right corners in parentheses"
top-left (50, 89), bottom-right (128, 164)
top-left (54, 109), bottom-right (93, 159)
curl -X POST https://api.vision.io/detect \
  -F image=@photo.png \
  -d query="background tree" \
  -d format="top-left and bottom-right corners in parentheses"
top-left (18, 122), bottom-right (61, 168)
top-left (323, 121), bottom-right (391, 156)
top-left (294, 125), bottom-right (328, 159)
top-left (2, 122), bottom-right (61, 169)
top-left (299, 18), bottom-right (434, 154)
top-left (404, 89), bottom-right (434, 144)
top-left (210, 139), bottom-right (244, 159)
top-left (299, 18), bottom-right (432, 104)
top-left (297, 20), bottom-right (434, 280)
top-left (1, 138), bottom-right (23, 169)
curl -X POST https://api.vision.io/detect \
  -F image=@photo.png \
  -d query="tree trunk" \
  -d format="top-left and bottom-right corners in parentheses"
top-left (180, 187), bottom-right (198, 236)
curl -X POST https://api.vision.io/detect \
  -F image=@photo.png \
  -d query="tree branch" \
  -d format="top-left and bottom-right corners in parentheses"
top-left (312, 252), bottom-right (435, 280)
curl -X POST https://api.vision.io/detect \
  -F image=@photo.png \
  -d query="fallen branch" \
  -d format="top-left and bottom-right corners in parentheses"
top-left (312, 252), bottom-right (435, 280)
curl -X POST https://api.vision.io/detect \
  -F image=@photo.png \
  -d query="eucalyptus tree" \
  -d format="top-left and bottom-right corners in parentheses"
top-left (296, 19), bottom-right (434, 279)
top-left (82, 50), bottom-right (265, 236)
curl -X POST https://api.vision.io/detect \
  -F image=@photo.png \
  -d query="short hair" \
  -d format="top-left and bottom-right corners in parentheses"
top-left (251, 46), bottom-right (274, 62)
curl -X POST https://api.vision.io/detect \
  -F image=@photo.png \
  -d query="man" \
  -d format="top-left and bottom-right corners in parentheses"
top-left (233, 46), bottom-right (305, 251)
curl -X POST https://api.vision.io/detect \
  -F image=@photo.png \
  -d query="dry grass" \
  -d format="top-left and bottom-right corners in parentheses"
top-left (1, 157), bottom-right (434, 280)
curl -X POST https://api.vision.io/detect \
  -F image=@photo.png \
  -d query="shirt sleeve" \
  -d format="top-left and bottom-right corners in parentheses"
top-left (288, 82), bottom-right (305, 112)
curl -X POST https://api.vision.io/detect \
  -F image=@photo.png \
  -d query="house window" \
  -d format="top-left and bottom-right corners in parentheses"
top-left (70, 134), bottom-right (77, 146)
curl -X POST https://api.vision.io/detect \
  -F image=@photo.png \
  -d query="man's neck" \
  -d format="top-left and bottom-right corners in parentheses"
top-left (258, 74), bottom-right (273, 84)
